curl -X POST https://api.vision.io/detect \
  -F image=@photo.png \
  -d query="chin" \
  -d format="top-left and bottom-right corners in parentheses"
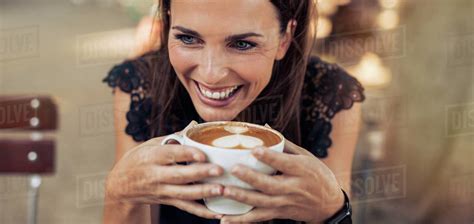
top-left (194, 106), bottom-right (241, 122)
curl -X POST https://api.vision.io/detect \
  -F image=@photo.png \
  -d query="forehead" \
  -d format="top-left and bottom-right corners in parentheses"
top-left (170, 0), bottom-right (280, 35)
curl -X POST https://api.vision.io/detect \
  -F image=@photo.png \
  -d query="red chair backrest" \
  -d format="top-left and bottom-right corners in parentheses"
top-left (0, 96), bottom-right (57, 174)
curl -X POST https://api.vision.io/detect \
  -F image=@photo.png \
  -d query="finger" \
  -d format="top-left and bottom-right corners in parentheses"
top-left (251, 147), bottom-right (304, 175)
top-left (139, 137), bottom-right (207, 165)
top-left (159, 183), bottom-right (224, 200)
top-left (160, 198), bottom-right (223, 220)
top-left (158, 163), bottom-right (224, 184)
top-left (157, 145), bottom-right (207, 164)
top-left (231, 165), bottom-right (295, 195)
top-left (222, 186), bottom-right (291, 208)
top-left (221, 207), bottom-right (279, 223)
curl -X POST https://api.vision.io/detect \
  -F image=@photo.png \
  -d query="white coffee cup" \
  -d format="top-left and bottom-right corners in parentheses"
top-left (160, 121), bottom-right (285, 215)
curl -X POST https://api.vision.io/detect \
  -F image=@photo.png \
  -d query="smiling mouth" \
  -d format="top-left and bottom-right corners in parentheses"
top-left (194, 80), bottom-right (244, 101)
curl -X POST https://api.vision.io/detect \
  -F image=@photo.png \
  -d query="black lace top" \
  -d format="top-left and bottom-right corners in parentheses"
top-left (103, 53), bottom-right (365, 223)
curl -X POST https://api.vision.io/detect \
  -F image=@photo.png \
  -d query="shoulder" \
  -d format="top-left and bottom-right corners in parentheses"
top-left (102, 52), bottom-right (155, 94)
top-left (300, 56), bottom-right (365, 158)
top-left (102, 52), bottom-right (157, 142)
top-left (303, 56), bottom-right (365, 119)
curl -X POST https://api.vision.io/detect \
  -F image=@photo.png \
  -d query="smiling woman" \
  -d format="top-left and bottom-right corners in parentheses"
top-left (102, 0), bottom-right (364, 224)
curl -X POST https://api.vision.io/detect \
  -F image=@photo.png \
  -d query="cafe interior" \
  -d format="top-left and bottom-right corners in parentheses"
top-left (0, 0), bottom-right (473, 223)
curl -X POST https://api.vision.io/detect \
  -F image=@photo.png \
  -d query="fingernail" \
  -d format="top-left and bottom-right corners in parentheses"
top-left (231, 165), bottom-right (241, 174)
top-left (212, 186), bottom-right (223, 195)
top-left (193, 154), bottom-right (204, 161)
top-left (224, 188), bottom-right (233, 196)
top-left (209, 167), bottom-right (220, 176)
top-left (253, 147), bottom-right (264, 156)
top-left (215, 214), bottom-right (223, 219)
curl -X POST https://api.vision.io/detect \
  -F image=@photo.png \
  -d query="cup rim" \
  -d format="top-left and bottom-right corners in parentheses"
top-left (182, 121), bottom-right (285, 151)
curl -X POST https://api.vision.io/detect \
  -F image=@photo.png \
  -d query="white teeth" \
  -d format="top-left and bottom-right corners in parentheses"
top-left (198, 83), bottom-right (240, 100)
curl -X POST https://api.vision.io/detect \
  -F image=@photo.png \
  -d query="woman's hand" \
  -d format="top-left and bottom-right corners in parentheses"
top-left (220, 141), bottom-right (345, 223)
top-left (105, 134), bottom-right (225, 220)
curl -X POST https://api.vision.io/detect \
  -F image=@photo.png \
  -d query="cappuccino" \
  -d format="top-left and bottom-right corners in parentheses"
top-left (188, 123), bottom-right (280, 149)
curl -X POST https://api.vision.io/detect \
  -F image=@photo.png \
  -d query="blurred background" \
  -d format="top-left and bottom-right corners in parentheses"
top-left (0, 0), bottom-right (473, 223)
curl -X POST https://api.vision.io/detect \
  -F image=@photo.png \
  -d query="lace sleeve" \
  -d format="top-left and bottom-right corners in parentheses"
top-left (102, 57), bottom-right (153, 142)
top-left (301, 57), bottom-right (365, 158)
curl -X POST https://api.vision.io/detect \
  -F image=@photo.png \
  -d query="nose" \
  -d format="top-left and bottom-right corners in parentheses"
top-left (198, 46), bottom-right (230, 85)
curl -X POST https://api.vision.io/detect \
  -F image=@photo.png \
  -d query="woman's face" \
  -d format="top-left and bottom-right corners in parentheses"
top-left (168, 0), bottom-right (293, 122)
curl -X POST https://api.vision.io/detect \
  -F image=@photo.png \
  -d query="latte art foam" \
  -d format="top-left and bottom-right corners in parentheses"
top-left (212, 134), bottom-right (264, 148)
top-left (188, 124), bottom-right (281, 149)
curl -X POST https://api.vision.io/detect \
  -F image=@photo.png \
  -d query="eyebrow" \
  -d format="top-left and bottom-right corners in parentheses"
top-left (171, 25), bottom-right (264, 42)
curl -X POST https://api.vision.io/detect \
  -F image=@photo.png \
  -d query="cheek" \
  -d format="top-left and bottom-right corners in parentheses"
top-left (231, 56), bottom-right (274, 84)
top-left (168, 44), bottom-right (196, 74)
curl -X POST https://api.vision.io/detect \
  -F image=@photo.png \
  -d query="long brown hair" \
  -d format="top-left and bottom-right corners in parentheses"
top-left (148, 0), bottom-right (318, 146)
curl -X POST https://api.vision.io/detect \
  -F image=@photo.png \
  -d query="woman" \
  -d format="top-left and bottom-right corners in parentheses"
top-left (103, 0), bottom-right (365, 223)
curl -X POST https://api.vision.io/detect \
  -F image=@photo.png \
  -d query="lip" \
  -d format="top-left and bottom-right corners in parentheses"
top-left (192, 80), bottom-right (243, 108)
top-left (196, 81), bottom-right (240, 92)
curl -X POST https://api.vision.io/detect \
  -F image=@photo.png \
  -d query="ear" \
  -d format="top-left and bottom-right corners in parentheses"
top-left (275, 19), bottom-right (297, 61)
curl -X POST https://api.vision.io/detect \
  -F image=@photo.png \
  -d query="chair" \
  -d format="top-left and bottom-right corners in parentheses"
top-left (0, 95), bottom-right (58, 224)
